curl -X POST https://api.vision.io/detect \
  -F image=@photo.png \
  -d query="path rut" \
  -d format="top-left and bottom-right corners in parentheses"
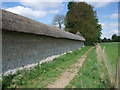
top-left (96, 44), bottom-right (115, 86)
top-left (47, 47), bottom-right (94, 88)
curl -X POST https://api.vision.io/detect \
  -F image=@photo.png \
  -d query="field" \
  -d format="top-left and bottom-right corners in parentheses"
top-left (101, 42), bottom-right (119, 71)
top-left (2, 42), bottom-right (119, 88)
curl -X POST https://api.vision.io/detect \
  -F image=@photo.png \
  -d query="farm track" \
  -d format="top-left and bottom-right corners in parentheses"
top-left (47, 46), bottom-right (94, 88)
top-left (96, 44), bottom-right (115, 86)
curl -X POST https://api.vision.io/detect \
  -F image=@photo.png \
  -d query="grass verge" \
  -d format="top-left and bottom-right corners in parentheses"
top-left (100, 42), bottom-right (119, 86)
top-left (100, 42), bottom-right (119, 70)
top-left (66, 47), bottom-right (111, 88)
top-left (2, 46), bottom-right (91, 88)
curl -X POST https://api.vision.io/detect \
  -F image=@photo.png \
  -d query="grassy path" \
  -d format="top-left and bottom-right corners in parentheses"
top-left (66, 45), bottom-right (111, 88)
top-left (100, 42), bottom-right (119, 87)
top-left (47, 47), bottom-right (94, 88)
top-left (96, 44), bottom-right (113, 87)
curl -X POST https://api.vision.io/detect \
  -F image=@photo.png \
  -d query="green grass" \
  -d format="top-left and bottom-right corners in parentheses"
top-left (100, 42), bottom-right (119, 86)
top-left (100, 42), bottom-right (119, 69)
top-left (2, 46), bottom-right (91, 88)
top-left (66, 47), bottom-right (111, 88)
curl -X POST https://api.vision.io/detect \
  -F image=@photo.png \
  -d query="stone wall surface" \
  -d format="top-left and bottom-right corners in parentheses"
top-left (2, 30), bottom-right (84, 74)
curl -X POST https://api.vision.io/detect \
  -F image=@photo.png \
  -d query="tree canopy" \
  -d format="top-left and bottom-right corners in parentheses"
top-left (112, 34), bottom-right (120, 42)
top-left (65, 2), bottom-right (102, 45)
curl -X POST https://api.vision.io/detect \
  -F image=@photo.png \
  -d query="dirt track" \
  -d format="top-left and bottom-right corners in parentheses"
top-left (96, 44), bottom-right (115, 86)
top-left (47, 47), bottom-right (94, 88)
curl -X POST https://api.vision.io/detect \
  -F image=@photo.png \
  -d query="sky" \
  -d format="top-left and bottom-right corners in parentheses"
top-left (1, 0), bottom-right (119, 39)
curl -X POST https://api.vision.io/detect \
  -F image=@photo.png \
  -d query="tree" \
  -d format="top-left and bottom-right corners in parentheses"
top-left (112, 34), bottom-right (120, 42)
top-left (112, 34), bottom-right (118, 42)
top-left (102, 37), bottom-right (108, 42)
top-left (102, 37), bottom-right (112, 42)
top-left (118, 36), bottom-right (120, 42)
top-left (107, 38), bottom-right (112, 42)
top-left (65, 1), bottom-right (102, 45)
top-left (52, 14), bottom-right (65, 29)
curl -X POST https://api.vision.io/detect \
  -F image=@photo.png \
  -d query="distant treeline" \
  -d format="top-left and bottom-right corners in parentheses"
top-left (100, 34), bottom-right (120, 43)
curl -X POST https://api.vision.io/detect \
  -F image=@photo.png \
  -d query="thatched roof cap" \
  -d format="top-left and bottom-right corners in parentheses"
top-left (1, 9), bottom-right (85, 41)
top-left (76, 31), bottom-right (84, 37)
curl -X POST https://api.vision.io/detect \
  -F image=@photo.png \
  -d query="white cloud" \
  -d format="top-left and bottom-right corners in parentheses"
top-left (105, 22), bottom-right (118, 29)
top-left (86, 0), bottom-right (119, 8)
top-left (101, 22), bottom-right (118, 38)
top-left (4, 0), bottom-right (64, 19)
top-left (6, 6), bottom-right (47, 19)
top-left (110, 30), bottom-right (119, 35)
top-left (109, 22), bottom-right (118, 27)
top-left (5, 0), bottom-right (65, 19)
top-left (89, 2), bottom-right (110, 8)
top-left (19, 0), bottom-right (64, 10)
top-left (88, 0), bottom-right (118, 8)
top-left (102, 30), bottom-right (119, 39)
top-left (108, 13), bottom-right (118, 19)
top-left (49, 10), bottom-right (59, 14)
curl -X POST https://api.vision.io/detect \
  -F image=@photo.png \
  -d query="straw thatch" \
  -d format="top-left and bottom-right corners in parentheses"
top-left (1, 9), bottom-right (85, 41)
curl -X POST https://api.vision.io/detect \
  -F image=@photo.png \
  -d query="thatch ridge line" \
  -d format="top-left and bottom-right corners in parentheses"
top-left (2, 9), bottom-right (85, 41)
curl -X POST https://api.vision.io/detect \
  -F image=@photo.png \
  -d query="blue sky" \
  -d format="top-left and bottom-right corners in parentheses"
top-left (2, 0), bottom-right (119, 39)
